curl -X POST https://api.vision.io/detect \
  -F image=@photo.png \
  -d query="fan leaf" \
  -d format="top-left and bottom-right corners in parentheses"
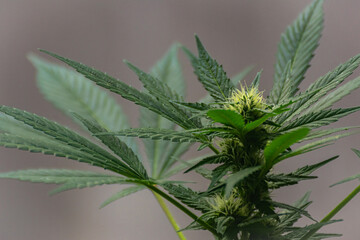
top-left (28, 54), bottom-right (138, 154)
top-left (192, 35), bottom-right (234, 102)
top-left (39, 49), bottom-right (200, 129)
top-left (0, 169), bottom-right (130, 195)
top-left (99, 128), bottom-right (202, 143)
top-left (100, 185), bottom-right (145, 208)
top-left (73, 114), bottom-right (148, 180)
top-left (270, 0), bottom-right (324, 104)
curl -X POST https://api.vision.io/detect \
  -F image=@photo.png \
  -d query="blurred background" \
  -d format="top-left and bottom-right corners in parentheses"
top-left (1, 0), bottom-right (360, 239)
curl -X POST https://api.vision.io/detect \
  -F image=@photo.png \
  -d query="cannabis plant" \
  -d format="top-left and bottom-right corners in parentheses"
top-left (2, 0), bottom-right (360, 239)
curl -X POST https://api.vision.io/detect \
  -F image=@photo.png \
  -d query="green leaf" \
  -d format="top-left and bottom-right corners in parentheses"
top-left (302, 126), bottom-right (360, 142)
top-left (138, 44), bottom-right (195, 178)
top-left (155, 142), bottom-right (193, 178)
top-left (73, 114), bottom-right (148, 180)
top-left (185, 154), bottom-right (226, 173)
top-left (0, 106), bottom-right (134, 176)
top-left (250, 70), bottom-right (262, 89)
top-left (28, 54), bottom-right (138, 154)
top-left (278, 131), bottom-right (359, 163)
top-left (170, 101), bottom-right (211, 112)
top-left (272, 201), bottom-right (315, 222)
top-left (0, 114), bottom-right (125, 173)
top-left (100, 185), bottom-right (145, 208)
top-left (278, 192), bottom-right (312, 228)
top-left (243, 112), bottom-right (277, 134)
top-left (330, 149), bottom-right (360, 187)
top-left (0, 168), bottom-right (123, 183)
top-left (163, 155), bottom-right (210, 179)
top-left (264, 128), bottom-right (310, 170)
top-left (278, 55), bottom-right (360, 124)
top-left (209, 164), bottom-right (232, 189)
top-left (285, 220), bottom-right (342, 239)
top-left (225, 166), bottom-right (261, 197)
top-left (280, 107), bottom-right (360, 132)
top-left (270, 0), bottom-right (324, 104)
top-left (330, 173), bottom-right (360, 187)
top-left (0, 169), bottom-right (129, 195)
top-left (98, 128), bottom-right (202, 143)
top-left (304, 76), bottom-right (360, 114)
top-left (149, 43), bottom-right (185, 97)
top-left (39, 49), bottom-right (200, 130)
top-left (207, 109), bottom-right (245, 131)
top-left (125, 61), bottom-right (182, 102)
top-left (231, 66), bottom-right (254, 86)
top-left (193, 35), bottom-right (234, 102)
top-left (162, 183), bottom-right (210, 213)
top-left (268, 161), bottom-right (329, 190)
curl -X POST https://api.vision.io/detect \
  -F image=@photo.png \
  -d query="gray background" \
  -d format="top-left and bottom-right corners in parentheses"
top-left (0, 0), bottom-right (360, 239)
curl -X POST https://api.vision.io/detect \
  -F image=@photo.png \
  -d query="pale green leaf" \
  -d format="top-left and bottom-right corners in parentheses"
top-left (231, 66), bottom-right (254, 87)
top-left (330, 149), bottom-right (360, 187)
top-left (39, 49), bottom-right (200, 129)
top-left (0, 169), bottom-right (129, 195)
top-left (100, 185), bottom-right (145, 208)
top-left (139, 44), bottom-right (194, 178)
top-left (302, 126), bottom-right (360, 142)
top-left (28, 54), bottom-right (138, 154)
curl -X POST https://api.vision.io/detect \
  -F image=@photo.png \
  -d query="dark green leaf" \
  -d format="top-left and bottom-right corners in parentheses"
top-left (98, 128), bottom-right (202, 143)
top-left (73, 114), bottom-right (148, 180)
top-left (0, 106), bottom-right (133, 176)
top-left (162, 183), bottom-right (210, 213)
top-left (40, 50), bottom-right (200, 129)
top-left (225, 166), bottom-right (261, 197)
top-left (280, 107), bottom-right (360, 132)
top-left (192, 35), bottom-right (234, 102)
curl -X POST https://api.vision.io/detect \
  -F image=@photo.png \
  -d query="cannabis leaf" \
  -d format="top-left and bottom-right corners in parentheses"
top-left (189, 35), bottom-right (234, 102)
top-left (0, 169), bottom-right (131, 195)
top-left (278, 55), bottom-right (360, 124)
top-left (270, 0), bottom-right (324, 104)
top-left (28, 54), bottom-right (138, 154)
top-left (39, 49), bottom-right (201, 130)
top-left (263, 128), bottom-right (310, 172)
top-left (98, 128), bottom-right (202, 143)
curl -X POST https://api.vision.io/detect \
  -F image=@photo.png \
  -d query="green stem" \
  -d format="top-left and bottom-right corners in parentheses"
top-left (209, 144), bottom-right (220, 154)
top-left (147, 184), bottom-right (219, 237)
top-left (300, 183), bottom-right (360, 240)
top-left (152, 191), bottom-right (187, 240)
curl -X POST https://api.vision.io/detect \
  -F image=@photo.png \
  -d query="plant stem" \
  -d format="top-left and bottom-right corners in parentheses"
top-left (300, 183), bottom-right (360, 240)
top-left (152, 191), bottom-right (187, 240)
top-left (209, 144), bottom-right (220, 154)
top-left (147, 184), bottom-right (219, 237)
